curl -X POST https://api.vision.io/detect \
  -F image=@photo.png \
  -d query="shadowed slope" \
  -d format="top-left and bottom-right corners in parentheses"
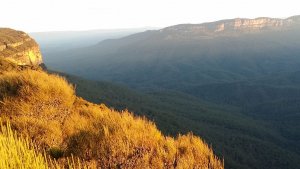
top-left (0, 59), bottom-right (223, 168)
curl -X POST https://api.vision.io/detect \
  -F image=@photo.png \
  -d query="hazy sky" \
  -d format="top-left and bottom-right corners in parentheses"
top-left (1, 0), bottom-right (299, 32)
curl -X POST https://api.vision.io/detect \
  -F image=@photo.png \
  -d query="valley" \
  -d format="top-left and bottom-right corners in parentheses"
top-left (41, 16), bottom-right (300, 169)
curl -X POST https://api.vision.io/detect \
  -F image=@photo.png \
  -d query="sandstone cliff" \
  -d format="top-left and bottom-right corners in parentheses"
top-left (161, 15), bottom-right (300, 39)
top-left (0, 28), bottom-right (43, 66)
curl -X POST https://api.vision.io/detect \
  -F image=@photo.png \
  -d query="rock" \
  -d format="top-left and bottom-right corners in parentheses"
top-left (161, 16), bottom-right (300, 39)
top-left (0, 28), bottom-right (43, 66)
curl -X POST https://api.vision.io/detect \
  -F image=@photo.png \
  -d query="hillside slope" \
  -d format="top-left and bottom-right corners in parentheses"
top-left (62, 73), bottom-right (300, 169)
top-left (0, 29), bottom-right (223, 168)
top-left (0, 57), bottom-right (223, 168)
top-left (46, 16), bottom-right (300, 90)
top-left (40, 15), bottom-right (300, 169)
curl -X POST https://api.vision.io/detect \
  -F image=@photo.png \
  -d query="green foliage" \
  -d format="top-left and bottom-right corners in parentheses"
top-left (43, 23), bottom-right (300, 169)
top-left (63, 73), bottom-right (300, 169)
top-left (49, 147), bottom-right (64, 159)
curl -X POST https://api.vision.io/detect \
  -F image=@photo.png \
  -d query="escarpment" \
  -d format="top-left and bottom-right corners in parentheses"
top-left (161, 16), bottom-right (300, 39)
top-left (0, 28), bottom-right (43, 66)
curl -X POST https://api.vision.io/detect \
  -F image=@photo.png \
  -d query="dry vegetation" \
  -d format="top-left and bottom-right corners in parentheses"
top-left (0, 57), bottom-right (223, 168)
top-left (0, 122), bottom-right (48, 169)
top-left (0, 28), bottom-right (27, 44)
top-left (0, 57), bottom-right (20, 72)
top-left (0, 122), bottom-right (89, 169)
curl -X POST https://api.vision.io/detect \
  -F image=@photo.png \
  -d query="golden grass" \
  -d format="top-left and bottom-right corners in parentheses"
top-left (0, 69), bottom-right (75, 148)
top-left (0, 67), bottom-right (224, 168)
top-left (0, 122), bottom-right (48, 169)
top-left (0, 57), bottom-right (20, 72)
top-left (0, 122), bottom-right (89, 169)
top-left (64, 99), bottom-right (224, 168)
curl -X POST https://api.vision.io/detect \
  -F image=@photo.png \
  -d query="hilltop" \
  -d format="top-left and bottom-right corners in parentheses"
top-left (0, 29), bottom-right (223, 168)
top-left (161, 15), bottom-right (300, 38)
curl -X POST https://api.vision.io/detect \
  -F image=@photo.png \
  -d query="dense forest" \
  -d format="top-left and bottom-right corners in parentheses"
top-left (59, 72), bottom-right (299, 169)
top-left (0, 57), bottom-right (223, 168)
top-left (43, 16), bottom-right (300, 169)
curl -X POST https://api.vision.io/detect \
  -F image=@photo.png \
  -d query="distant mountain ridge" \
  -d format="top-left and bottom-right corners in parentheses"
top-left (42, 15), bottom-right (300, 169)
top-left (48, 15), bottom-right (300, 90)
top-left (161, 15), bottom-right (300, 38)
top-left (89, 15), bottom-right (300, 47)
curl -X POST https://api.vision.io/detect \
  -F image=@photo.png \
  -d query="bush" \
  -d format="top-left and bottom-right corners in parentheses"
top-left (0, 70), bottom-right (75, 148)
top-left (49, 147), bottom-right (64, 159)
top-left (0, 68), bottom-right (223, 168)
top-left (65, 101), bottom-right (223, 168)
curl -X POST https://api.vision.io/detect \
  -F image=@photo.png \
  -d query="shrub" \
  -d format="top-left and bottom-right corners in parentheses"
top-left (0, 68), bottom-right (223, 168)
top-left (49, 147), bottom-right (64, 159)
top-left (65, 101), bottom-right (224, 168)
top-left (0, 70), bottom-right (75, 148)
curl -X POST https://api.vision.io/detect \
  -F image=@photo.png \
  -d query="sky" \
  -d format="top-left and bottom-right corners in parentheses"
top-left (1, 0), bottom-right (299, 32)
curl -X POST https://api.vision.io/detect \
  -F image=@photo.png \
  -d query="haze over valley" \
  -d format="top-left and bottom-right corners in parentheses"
top-left (1, 0), bottom-right (300, 168)
top-left (36, 15), bottom-right (300, 169)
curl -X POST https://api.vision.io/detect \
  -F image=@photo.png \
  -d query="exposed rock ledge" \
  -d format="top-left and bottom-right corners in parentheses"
top-left (162, 15), bottom-right (300, 37)
top-left (0, 28), bottom-right (43, 66)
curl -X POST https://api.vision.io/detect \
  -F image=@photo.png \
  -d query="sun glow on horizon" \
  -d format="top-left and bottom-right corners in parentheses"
top-left (1, 0), bottom-right (299, 32)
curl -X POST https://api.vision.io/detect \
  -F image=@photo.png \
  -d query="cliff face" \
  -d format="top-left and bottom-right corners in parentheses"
top-left (161, 16), bottom-right (300, 39)
top-left (0, 28), bottom-right (43, 66)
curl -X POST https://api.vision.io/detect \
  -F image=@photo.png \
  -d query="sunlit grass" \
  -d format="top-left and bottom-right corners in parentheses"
top-left (0, 60), bottom-right (224, 168)
top-left (0, 122), bottom-right (89, 169)
top-left (0, 122), bottom-right (48, 169)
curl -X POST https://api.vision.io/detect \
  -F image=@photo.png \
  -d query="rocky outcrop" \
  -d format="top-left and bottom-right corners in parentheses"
top-left (0, 28), bottom-right (43, 66)
top-left (161, 15), bottom-right (300, 39)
